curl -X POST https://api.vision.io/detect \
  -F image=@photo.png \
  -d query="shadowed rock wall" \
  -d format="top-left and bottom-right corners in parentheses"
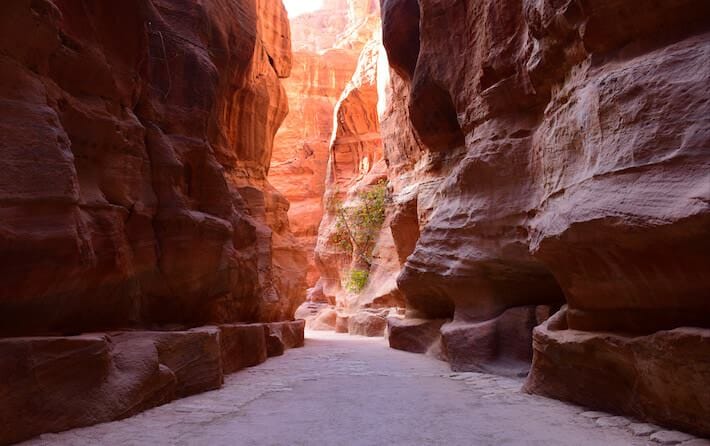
top-left (380, 0), bottom-right (710, 435)
top-left (0, 0), bottom-right (307, 337)
top-left (0, 0), bottom-right (309, 442)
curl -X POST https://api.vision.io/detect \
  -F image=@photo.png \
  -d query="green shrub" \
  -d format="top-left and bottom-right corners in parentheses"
top-left (332, 180), bottom-right (388, 266)
top-left (344, 269), bottom-right (369, 293)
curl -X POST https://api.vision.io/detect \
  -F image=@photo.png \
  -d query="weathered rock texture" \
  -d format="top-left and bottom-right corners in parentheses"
top-left (0, 321), bottom-right (305, 445)
top-left (289, 0), bottom-right (382, 53)
top-left (524, 308), bottom-right (710, 436)
top-left (310, 9), bottom-right (408, 314)
top-left (314, 35), bottom-right (391, 309)
top-left (284, 0), bottom-right (406, 334)
top-left (379, 0), bottom-right (710, 435)
top-left (0, 0), bottom-right (308, 443)
top-left (0, 0), bottom-right (306, 337)
top-left (269, 1), bottom-right (364, 287)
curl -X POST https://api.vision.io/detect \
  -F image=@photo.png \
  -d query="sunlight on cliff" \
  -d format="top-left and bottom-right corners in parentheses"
top-left (283, 0), bottom-right (324, 17)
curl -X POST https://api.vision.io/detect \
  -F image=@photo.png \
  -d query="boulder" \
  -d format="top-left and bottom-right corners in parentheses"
top-left (310, 308), bottom-right (339, 331)
top-left (111, 328), bottom-right (224, 399)
top-left (265, 320), bottom-right (306, 357)
top-left (348, 312), bottom-right (387, 337)
top-left (0, 332), bottom-right (174, 444)
top-left (524, 309), bottom-right (710, 438)
top-left (219, 324), bottom-right (268, 374)
top-left (335, 314), bottom-right (351, 333)
top-left (387, 318), bottom-right (447, 355)
top-left (441, 306), bottom-right (541, 377)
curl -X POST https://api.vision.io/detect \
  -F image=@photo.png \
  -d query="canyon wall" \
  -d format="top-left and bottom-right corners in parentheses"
top-left (0, 0), bottom-right (306, 335)
top-left (0, 0), bottom-right (306, 442)
top-left (269, 1), bottom-right (362, 287)
top-left (310, 3), bottom-right (410, 327)
top-left (271, 0), bottom-right (389, 305)
top-left (380, 0), bottom-right (710, 435)
top-left (284, 0), bottom-right (406, 336)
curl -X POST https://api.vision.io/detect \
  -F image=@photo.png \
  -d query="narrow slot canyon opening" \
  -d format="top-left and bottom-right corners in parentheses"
top-left (1, 0), bottom-right (708, 444)
top-left (271, 0), bottom-right (398, 337)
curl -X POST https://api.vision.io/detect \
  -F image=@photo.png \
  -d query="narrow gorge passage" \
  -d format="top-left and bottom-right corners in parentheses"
top-left (21, 332), bottom-right (653, 446)
top-left (1, 0), bottom-right (708, 444)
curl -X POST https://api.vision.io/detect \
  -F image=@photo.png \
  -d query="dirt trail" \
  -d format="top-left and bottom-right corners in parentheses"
top-left (23, 332), bottom-right (698, 446)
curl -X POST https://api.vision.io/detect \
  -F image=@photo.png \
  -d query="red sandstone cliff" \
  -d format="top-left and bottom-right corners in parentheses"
top-left (0, 0), bottom-right (306, 336)
top-left (0, 1), bottom-right (307, 442)
top-left (380, 0), bottom-right (710, 435)
top-left (270, 0), bottom-right (382, 289)
top-left (270, 3), bottom-right (360, 287)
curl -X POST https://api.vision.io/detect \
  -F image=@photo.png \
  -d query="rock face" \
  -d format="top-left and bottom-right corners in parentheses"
top-left (379, 0), bottom-right (710, 435)
top-left (219, 324), bottom-right (269, 373)
top-left (0, 321), bottom-right (305, 445)
top-left (314, 36), bottom-right (390, 308)
top-left (524, 309), bottom-right (710, 437)
top-left (285, 0), bottom-right (405, 333)
top-left (348, 311), bottom-right (387, 337)
top-left (387, 317), bottom-right (445, 355)
top-left (0, 0), bottom-right (306, 336)
top-left (0, 0), bottom-right (308, 443)
top-left (310, 6), bottom-right (408, 315)
top-left (441, 306), bottom-right (554, 377)
top-left (269, 2), bottom-right (363, 288)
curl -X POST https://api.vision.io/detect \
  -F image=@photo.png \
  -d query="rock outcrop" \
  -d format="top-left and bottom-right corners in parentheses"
top-left (379, 0), bottom-right (710, 435)
top-left (314, 36), bottom-right (389, 307)
top-left (0, 320), bottom-right (305, 445)
top-left (0, 0), bottom-right (307, 442)
top-left (0, 0), bottom-right (306, 336)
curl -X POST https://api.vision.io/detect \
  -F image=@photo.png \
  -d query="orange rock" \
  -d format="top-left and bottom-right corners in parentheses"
top-left (270, 0), bottom-right (379, 288)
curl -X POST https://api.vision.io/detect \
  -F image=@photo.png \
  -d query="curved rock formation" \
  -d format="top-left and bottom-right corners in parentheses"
top-left (270, 7), bottom-right (360, 288)
top-left (0, 0), bottom-right (306, 336)
top-left (279, 0), bottom-right (405, 330)
top-left (380, 0), bottom-right (710, 434)
top-left (0, 0), bottom-right (307, 442)
top-left (313, 33), bottom-right (409, 315)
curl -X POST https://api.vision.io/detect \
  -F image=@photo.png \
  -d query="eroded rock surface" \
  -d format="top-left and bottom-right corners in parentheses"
top-left (379, 0), bottom-right (710, 434)
top-left (0, 0), bottom-right (306, 336)
top-left (286, 0), bottom-right (407, 336)
top-left (0, 0), bottom-right (307, 442)
top-left (21, 331), bottom-right (700, 446)
top-left (0, 321), bottom-right (306, 444)
top-left (269, 3), bottom-right (362, 287)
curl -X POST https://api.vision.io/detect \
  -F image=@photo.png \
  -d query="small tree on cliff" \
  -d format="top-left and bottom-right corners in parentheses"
top-left (329, 180), bottom-right (388, 291)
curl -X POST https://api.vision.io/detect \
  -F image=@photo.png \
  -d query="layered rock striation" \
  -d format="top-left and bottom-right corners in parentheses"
top-left (379, 0), bottom-right (710, 434)
top-left (281, 0), bottom-right (406, 332)
top-left (0, 0), bottom-right (307, 442)
top-left (0, 0), bottom-right (306, 334)
top-left (269, 1), bottom-right (364, 287)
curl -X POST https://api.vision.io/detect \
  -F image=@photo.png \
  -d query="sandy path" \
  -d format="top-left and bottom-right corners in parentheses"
top-left (23, 331), bottom-right (694, 446)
